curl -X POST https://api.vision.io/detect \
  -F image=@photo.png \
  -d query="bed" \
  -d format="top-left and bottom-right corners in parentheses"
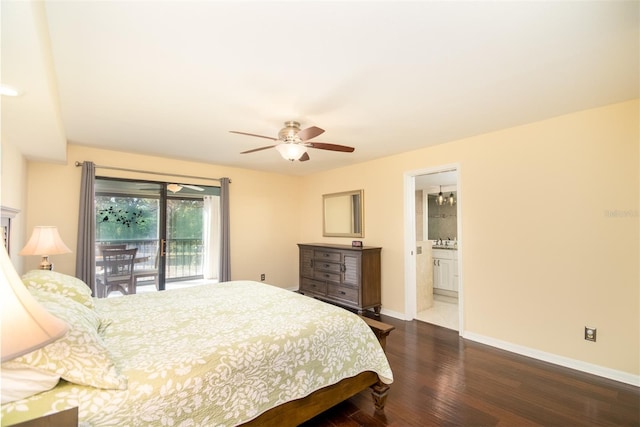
top-left (1, 271), bottom-right (393, 426)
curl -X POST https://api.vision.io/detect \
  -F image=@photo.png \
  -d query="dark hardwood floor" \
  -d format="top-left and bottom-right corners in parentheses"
top-left (302, 315), bottom-right (640, 427)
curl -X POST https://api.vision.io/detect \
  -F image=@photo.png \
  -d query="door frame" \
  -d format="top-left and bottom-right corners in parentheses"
top-left (403, 163), bottom-right (464, 335)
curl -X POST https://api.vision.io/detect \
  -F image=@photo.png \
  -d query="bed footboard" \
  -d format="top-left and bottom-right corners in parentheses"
top-left (361, 315), bottom-right (394, 410)
top-left (243, 316), bottom-right (395, 426)
top-left (360, 315), bottom-right (395, 351)
top-left (242, 371), bottom-right (380, 426)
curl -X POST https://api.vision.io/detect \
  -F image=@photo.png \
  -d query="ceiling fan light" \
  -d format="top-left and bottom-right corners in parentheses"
top-left (275, 143), bottom-right (307, 161)
top-left (167, 183), bottom-right (182, 193)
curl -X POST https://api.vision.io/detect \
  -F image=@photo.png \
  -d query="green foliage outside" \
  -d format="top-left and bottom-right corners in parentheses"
top-left (96, 196), bottom-right (158, 241)
top-left (96, 196), bottom-right (204, 241)
top-left (167, 199), bottom-right (203, 239)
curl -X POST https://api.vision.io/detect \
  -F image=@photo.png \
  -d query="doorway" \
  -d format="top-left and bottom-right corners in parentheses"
top-left (403, 164), bottom-right (463, 334)
top-left (94, 178), bottom-right (221, 296)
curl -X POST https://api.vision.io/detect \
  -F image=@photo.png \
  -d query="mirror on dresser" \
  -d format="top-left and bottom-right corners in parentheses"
top-left (322, 190), bottom-right (364, 237)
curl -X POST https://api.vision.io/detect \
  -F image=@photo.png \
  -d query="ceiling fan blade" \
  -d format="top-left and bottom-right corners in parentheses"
top-left (240, 145), bottom-right (277, 154)
top-left (299, 152), bottom-right (310, 162)
top-left (297, 126), bottom-right (324, 141)
top-left (182, 184), bottom-right (204, 191)
top-left (307, 142), bottom-right (355, 153)
top-left (230, 131), bottom-right (278, 141)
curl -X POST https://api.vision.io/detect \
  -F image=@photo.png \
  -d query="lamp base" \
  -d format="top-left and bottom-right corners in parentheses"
top-left (39, 256), bottom-right (53, 270)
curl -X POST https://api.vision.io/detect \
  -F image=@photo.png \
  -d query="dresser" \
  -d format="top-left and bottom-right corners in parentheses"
top-left (298, 243), bottom-right (382, 315)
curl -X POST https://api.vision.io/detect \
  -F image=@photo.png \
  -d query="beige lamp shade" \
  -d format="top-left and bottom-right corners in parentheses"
top-left (19, 226), bottom-right (71, 270)
top-left (0, 245), bottom-right (68, 362)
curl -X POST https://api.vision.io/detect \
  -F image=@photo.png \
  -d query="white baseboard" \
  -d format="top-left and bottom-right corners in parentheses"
top-left (299, 298), bottom-right (637, 386)
top-left (463, 331), bottom-right (640, 387)
top-left (380, 307), bottom-right (406, 320)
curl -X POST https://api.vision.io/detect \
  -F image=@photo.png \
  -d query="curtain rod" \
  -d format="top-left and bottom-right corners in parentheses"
top-left (74, 161), bottom-right (230, 183)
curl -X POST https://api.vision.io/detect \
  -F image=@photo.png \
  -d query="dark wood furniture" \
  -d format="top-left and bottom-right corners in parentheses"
top-left (98, 248), bottom-right (138, 298)
top-left (298, 243), bottom-right (382, 315)
top-left (361, 315), bottom-right (395, 351)
top-left (8, 407), bottom-right (78, 427)
top-left (133, 247), bottom-right (159, 290)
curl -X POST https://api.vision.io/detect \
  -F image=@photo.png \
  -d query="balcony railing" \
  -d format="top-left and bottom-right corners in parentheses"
top-left (96, 238), bottom-right (204, 281)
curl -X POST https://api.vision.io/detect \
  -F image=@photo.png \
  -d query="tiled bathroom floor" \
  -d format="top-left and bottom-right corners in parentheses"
top-left (416, 296), bottom-right (459, 331)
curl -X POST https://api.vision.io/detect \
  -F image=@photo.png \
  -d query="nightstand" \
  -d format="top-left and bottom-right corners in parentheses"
top-left (8, 407), bottom-right (78, 427)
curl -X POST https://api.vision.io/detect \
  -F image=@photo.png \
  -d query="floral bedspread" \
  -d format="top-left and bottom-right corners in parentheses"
top-left (1, 281), bottom-right (393, 426)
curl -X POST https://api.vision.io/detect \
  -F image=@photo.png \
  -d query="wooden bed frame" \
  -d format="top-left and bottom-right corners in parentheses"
top-left (244, 316), bottom-right (395, 426)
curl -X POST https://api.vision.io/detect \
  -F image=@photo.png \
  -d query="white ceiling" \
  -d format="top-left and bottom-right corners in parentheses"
top-left (2, 1), bottom-right (638, 176)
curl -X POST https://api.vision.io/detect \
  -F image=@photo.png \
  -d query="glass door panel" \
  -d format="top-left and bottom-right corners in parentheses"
top-left (95, 179), bottom-right (163, 295)
top-left (94, 178), bottom-right (220, 296)
top-left (165, 198), bottom-right (204, 282)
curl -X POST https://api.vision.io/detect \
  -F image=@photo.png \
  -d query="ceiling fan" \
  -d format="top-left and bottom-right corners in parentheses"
top-left (230, 121), bottom-right (355, 161)
top-left (166, 183), bottom-right (204, 193)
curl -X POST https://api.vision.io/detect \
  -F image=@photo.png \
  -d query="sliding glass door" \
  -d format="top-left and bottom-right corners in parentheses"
top-left (94, 178), bottom-right (220, 296)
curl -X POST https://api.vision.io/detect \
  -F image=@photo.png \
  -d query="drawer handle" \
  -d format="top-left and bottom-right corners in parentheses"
top-left (324, 264), bottom-right (330, 268)
top-left (339, 291), bottom-right (346, 295)
top-left (323, 253), bottom-right (330, 257)
top-left (324, 274), bottom-right (330, 278)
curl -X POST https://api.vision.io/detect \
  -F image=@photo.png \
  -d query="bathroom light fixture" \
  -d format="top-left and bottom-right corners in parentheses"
top-left (448, 192), bottom-right (456, 206)
top-left (436, 186), bottom-right (445, 206)
top-left (275, 143), bottom-right (307, 161)
top-left (19, 226), bottom-right (72, 270)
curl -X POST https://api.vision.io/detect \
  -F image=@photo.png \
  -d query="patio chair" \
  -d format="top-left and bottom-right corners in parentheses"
top-left (97, 243), bottom-right (127, 253)
top-left (98, 248), bottom-right (138, 298)
top-left (95, 244), bottom-right (127, 290)
top-left (133, 247), bottom-right (159, 290)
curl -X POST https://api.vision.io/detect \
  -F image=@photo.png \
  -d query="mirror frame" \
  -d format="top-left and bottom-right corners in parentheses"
top-left (322, 189), bottom-right (364, 238)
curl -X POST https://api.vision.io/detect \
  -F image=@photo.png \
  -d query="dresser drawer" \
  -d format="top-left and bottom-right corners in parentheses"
top-left (313, 270), bottom-right (341, 283)
top-left (315, 260), bottom-right (342, 273)
top-left (328, 284), bottom-right (359, 304)
top-left (314, 250), bottom-right (341, 263)
top-left (301, 278), bottom-right (327, 294)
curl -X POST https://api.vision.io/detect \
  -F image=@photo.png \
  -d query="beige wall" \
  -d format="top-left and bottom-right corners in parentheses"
top-left (299, 100), bottom-right (639, 377)
top-left (12, 99), bottom-right (639, 379)
top-left (23, 144), bottom-right (302, 288)
top-left (0, 139), bottom-right (28, 271)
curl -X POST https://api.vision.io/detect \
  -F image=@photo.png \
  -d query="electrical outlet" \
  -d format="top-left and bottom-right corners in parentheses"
top-left (260, 273), bottom-right (265, 281)
top-left (585, 327), bottom-right (597, 342)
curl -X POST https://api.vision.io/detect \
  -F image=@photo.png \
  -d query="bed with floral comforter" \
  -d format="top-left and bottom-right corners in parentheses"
top-left (1, 273), bottom-right (392, 426)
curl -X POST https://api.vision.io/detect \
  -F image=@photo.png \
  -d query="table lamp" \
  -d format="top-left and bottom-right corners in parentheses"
top-left (0, 244), bottom-right (68, 363)
top-left (19, 226), bottom-right (71, 270)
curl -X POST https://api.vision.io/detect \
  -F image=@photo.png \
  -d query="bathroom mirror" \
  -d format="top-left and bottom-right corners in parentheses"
top-left (323, 190), bottom-right (364, 237)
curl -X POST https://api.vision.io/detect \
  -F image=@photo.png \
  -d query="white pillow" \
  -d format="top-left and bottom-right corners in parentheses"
top-left (5, 289), bottom-right (127, 391)
top-left (1, 365), bottom-right (60, 404)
